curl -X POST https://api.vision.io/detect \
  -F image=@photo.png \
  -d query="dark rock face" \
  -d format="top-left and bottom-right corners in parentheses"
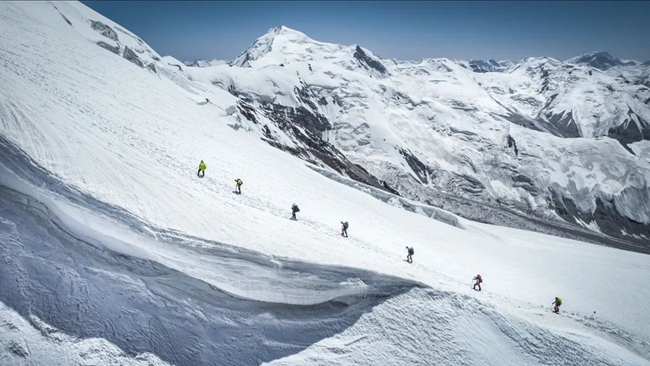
top-left (353, 46), bottom-right (387, 75)
top-left (59, 13), bottom-right (72, 26)
top-left (499, 112), bottom-right (544, 133)
top-left (294, 85), bottom-right (320, 112)
top-left (444, 174), bottom-right (485, 195)
top-left (506, 135), bottom-right (519, 155)
top-left (607, 107), bottom-right (650, 153)
top-left (50, 3), bottom-right (71, 26)
top-left (89, 20), bottom-right (119, 42)
top-left (542, 110), bottom-right (582, 138)
top-left (550, 189), bottom-right (650, 245)
top-left (9, 342), bottom-right (29, 358)
top-left (399, 149), bottom-right (431, 184)
top-left (569, 52), bottom-right (625, 71)
top-left (96, 41), bottom-right (120, 55)
top-left (236, 101), bottom-right (258, 124)
top-left (512, 174), bottom-right (537, 195)
top-left (122, 46), bottom-right (143, 68)
top-left (251, 100), bottom-right (394, 193)
top-left (233, 81), bottom-right (400, 195)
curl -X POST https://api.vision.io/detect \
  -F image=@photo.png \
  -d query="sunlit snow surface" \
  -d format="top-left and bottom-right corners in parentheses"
top-left (1, 2), bottom-right (650, 365)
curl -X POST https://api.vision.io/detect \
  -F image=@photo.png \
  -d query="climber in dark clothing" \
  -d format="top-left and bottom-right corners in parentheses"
top-left (291, 203), bottom-right (300, 220)
top-left (473, 274), bottom-right (483, 291)
top-left (406, 246), bottom-right (414, 263)
top-left (341, 221), bottom-right (349, 237)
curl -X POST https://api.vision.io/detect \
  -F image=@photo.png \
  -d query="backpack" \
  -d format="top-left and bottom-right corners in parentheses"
top-left (477, 275), bottom-right (483, 283)
top-left (343, 222), bottom-right (349, 229)
top-left (409, 247), bottom-right (414, 255)
top-left (293, 205), bottom-right (300, 212)
top-left (556, 298), bottom-right (562, 306)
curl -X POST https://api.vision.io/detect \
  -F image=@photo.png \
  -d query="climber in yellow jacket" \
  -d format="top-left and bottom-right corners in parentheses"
top-left (197, 160), bottom-right (206, 177)
top-left (234, 178), bottom-right (243, 194)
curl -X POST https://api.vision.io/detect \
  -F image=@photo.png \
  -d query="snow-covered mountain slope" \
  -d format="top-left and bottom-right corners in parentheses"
top-left (14, 1), bottom-right (162, 69)
top-left (2, 2), bottom-right (650, 365)
top-left (182, 26), bottom-right (650, 244)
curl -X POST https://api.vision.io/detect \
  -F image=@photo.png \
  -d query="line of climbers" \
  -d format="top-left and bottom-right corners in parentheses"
top-left (197, 160), bottom-right (564, 314)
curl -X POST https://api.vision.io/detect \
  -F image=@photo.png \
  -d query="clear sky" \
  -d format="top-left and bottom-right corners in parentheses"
top-left (82, 1), bottom-right (650, 63)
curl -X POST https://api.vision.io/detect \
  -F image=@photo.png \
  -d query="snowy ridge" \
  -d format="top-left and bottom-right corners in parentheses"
top-left (24, 1), bottom-right (162, 68)
top-left (2, 2), bottom-right (650, 365)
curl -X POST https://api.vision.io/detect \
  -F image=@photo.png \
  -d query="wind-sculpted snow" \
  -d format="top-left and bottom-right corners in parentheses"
top-left (267, 289), bottom-right (650, 366)
top-left (0, 160), bottom-right (422, 365)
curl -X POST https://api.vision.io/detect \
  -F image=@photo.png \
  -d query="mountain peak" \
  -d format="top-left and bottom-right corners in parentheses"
top-left (566, 51), bottom-right (635, 70)
top-left (232, 25), bottom-right (311, 67)
top-left (263, 25), bottom-right (309, 39)
top-left (577, 51), bottom-right (614, 59)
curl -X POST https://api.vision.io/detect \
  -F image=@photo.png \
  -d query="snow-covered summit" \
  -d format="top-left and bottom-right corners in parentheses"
top-left (567, 51), bottom-right (637, 70)
top-left (232, 25), bottom-right (314, 67)
top-left (227, 25), bottom-right (390, 78)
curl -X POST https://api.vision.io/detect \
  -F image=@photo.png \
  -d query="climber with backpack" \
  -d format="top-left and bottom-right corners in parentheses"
top-left (197, 160), bottom-right (206, 177)
top-left (234, 178), bottom-right (243, 194)
top-left (473, 274), bottom-right (483, 291)
top-left (291, 203), bottom-right (300, 220)
top-left (552, 296), bottom-right (563, 313)
top-left (406, 246), bottom-right (414, 263)
top-left (340, 221), bottom-right (349, 237)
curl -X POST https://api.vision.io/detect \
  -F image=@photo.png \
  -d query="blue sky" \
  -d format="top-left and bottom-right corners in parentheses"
top-left (82, 1), bottom-right (650, 62)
